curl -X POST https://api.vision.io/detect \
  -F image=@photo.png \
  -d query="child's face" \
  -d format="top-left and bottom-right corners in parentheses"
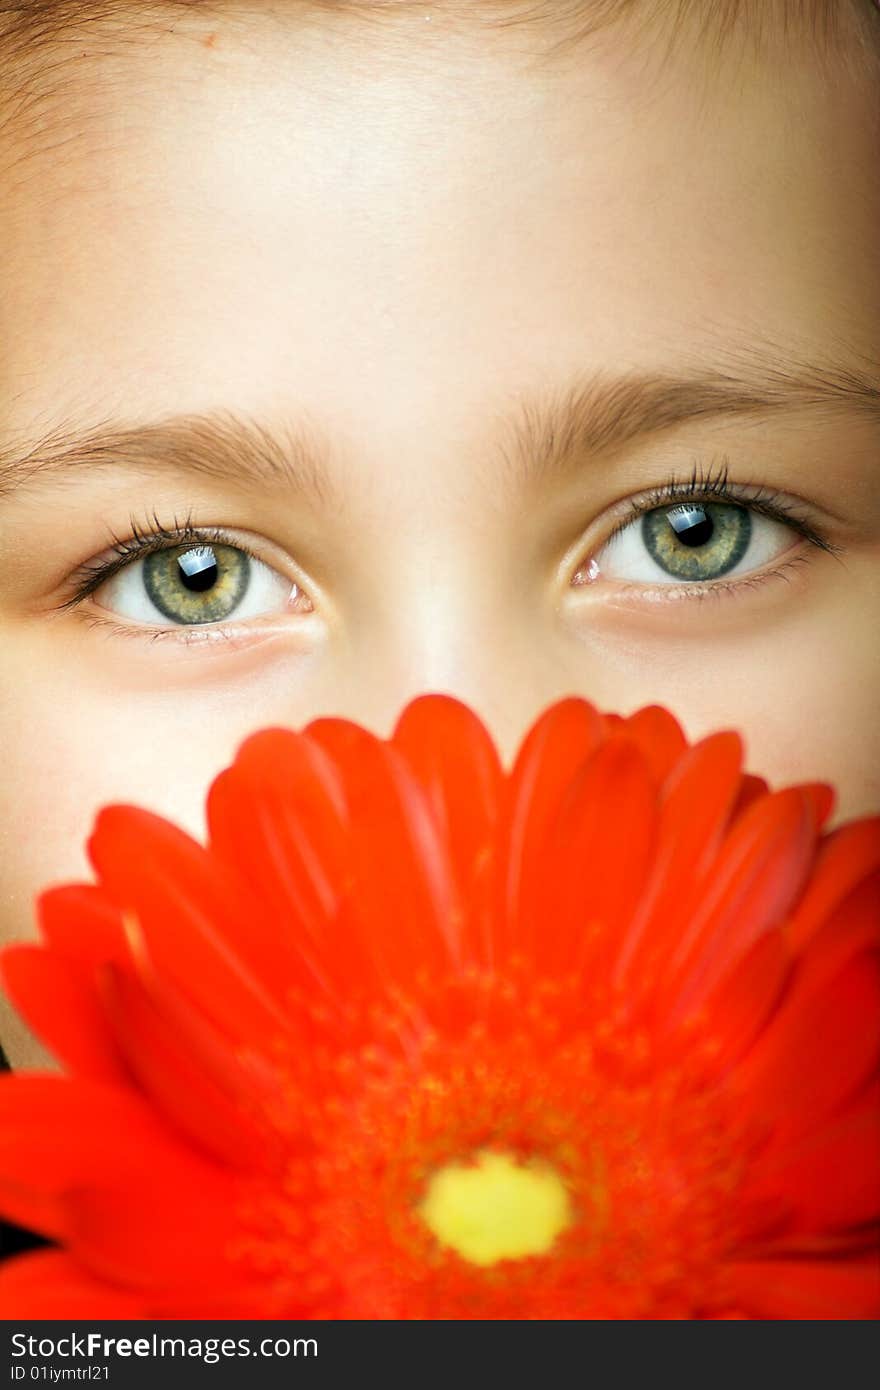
top-left (1, 12), bottom-right (878, 1063)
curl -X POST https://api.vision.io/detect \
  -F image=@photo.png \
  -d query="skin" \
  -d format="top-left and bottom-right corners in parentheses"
top-left (0, 10), bottom-right (878, 1066)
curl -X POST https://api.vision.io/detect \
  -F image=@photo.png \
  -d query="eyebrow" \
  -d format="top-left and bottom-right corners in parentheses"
top-left (500, 353), bottom-right (880, 490)
top-left (0, 411), bottom-right (342, 508)
top-left (1, 353), bottom-right (878, 504)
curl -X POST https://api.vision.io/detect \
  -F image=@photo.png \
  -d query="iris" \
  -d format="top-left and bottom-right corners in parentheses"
top-left (642, 503), bottom-right (751, 580)
top-left (143, 544), bottom-right (250, 623)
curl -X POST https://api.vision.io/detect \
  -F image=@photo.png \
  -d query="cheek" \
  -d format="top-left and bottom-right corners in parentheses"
top-left (731, 576), bottom-right (880, 820)
top-left (728, 684), bottom-right (880, 824)
top-left (0, 643), bottom-right (255, 1070)
top-left (563, 584), bottom-right (880, 821)
top-left (739, 639), bottom-right (880, 823)
top-left (0, 648), bottom-right (232, 951)
top-left (713, 644), bottom-right (878, 824)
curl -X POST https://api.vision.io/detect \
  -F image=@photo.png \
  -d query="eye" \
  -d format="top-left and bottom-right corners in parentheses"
top-left (587, 500), bottom-right (798, 586)
top-left (93, 541), bottom-right (304, 626)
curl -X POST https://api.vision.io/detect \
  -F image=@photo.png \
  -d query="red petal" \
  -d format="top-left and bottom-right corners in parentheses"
top-left (613, 731), bottom-right (745, 988)
top-left (618, 704), bottom-right (688, 786)
top-left (0, 1250), bottom-right (147, 1318)
top-left (207, 727), bottom-right (353, 996)
top-left (742, 1088), bottom-right (880, 1233)
top-left (725, 1254), bottom-right (880, 1319)
top-left (732, 951), bottom-right (880, 1146)
top-left (0, 1077), bottom-right (241, 1292)
top-left (99, 963), bottom-right (282, 1172)
top-left (294, 716), bottom-right (467, 992)
top-left (728, 773), bottom-right (770, 825)
top-left (787, 817), bottom-right (880, 952)
top-left (497, 698), bottom-right (605, 958)
top-left (392, 695), bottom-right (504, 967)
top-left (61, 1179), bottom-right (243, 1294)
top-left (321, 737), bottom-right (463, 983)
top-left (695, 929), bottom-right (792, 1072)
top-left (786, 869), bottom-right (880, 1004)
top-left (528, 738), bottom-right (658, 974)
top-left (0, 1075), bottom-right (225, 1244)
top-left (37, 883), bottom-right (129, 961)
top-left (797, 783), bottom-right (836, 830)
top-left (659, 787), bottom-right (821, 1024)
top-left (0, 946), bottom-right (129, 1084)
top-left (88, 807), bottom-right (290, 1045)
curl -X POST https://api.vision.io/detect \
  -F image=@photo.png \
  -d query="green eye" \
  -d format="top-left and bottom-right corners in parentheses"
top-left (142, 544), bottom-right (250, 623)
top-left (641, 503), bottom-right (751, 581)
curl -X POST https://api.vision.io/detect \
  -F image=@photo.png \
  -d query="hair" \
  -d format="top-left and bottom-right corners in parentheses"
top-left (0, 1), bottom-right (877, 148)
top-left (1, 0), bottom-right (879, 60)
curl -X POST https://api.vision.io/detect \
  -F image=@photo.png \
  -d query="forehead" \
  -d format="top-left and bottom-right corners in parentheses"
top-left (0, 15), bottom-right (877, 468)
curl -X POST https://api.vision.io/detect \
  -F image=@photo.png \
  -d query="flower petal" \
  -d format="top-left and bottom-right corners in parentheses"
top-left (732, 950), bottom-right (880, 1147)
top-left (497, 698), bottom-right (605, 958)
top-left (0, 1076), bottom-right (224, 1244)
top-left (392, 695), bottom-right (504, 967)
top-left (60, 1179), bottom-right (242, 1294)
top-left (728, 773), bottom-right (770, 824)
top-left (0, 1249), bottom-right (147, 1318)
top-left (787, 869), bottom-right (880, 1002)
top-left (38, 883), bottom-right (129, 961)
top-left (696, 929), bottom-right (792, 1073)
top-left (787, 817), bottom-right (880, 952)
top-left (207, 727), bottom-right (353, 996)
top-left (659, 787), bottom-right (822, 1024)
top-left (99, 963), bottom-right (283, 1172)
top-left (725, 1254), bottom-right (880, 1319)
top-left (2, 694), bottom-right (876, 1320)
top-left (0, 945), bottom-right (128, 1084)
top-left (88, 807), bottom-right (290, 1046)
top-left (613, 731), bottom-right (745, 988)
top-left (742, 1086), bottom-right (880, 1234)
top-left (530, 738), bottom-right (658, 973)
top-left (298, 717), bottom-right (465, 986)
top-left (618, 704), bottom-right (688, 786)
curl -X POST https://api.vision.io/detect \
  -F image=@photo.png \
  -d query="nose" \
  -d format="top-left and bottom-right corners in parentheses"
top-left (309, 569), bottom-right (588, 769)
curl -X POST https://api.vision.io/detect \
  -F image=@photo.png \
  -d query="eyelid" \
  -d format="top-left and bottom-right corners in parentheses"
top-left (60, 515), bottom-right (293, 613)
top-left (71, 611), bottom-right (292, 650)
top-left (593, 464), bottom-right (841, 559)
top-left (562, 463), bottom-right (846, 608)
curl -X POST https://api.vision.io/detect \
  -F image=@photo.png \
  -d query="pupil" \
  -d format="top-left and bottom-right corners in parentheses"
top-left (668, 505), bottom-right (714, 548)
top-left (177, 546), bottom-right (219, 592)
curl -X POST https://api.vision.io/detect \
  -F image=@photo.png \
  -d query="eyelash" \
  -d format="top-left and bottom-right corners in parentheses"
top-left (59, 466), bottom-right (840, 639)
top-left (583, 462), bottom-right (840, 599)
top-left (61, 510), bottom-right (260, 609)
top-left (59, 510), bottom-right (272, 644)
top-left (606, 462), bottom-right (834, 549)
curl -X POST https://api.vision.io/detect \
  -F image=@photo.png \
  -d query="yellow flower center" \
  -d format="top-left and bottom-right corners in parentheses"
top-left (418, 1150), bottom-right (573, 1267)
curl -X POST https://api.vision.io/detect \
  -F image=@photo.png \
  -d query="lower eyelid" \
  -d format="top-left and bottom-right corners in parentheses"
top-left (72, 609), bottom-right (312, 654)
top-left (570, 554), bottom-right (817, 612)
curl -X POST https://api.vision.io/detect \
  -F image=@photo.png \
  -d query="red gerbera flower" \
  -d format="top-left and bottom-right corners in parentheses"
top-left (0, 696), bottom-right (878, 1319)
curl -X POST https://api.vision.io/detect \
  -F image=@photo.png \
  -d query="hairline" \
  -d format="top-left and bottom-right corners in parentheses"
top-left (2, 2), bottom-right (879, 68)
top-left (1, 1), bottom-right (877, 155)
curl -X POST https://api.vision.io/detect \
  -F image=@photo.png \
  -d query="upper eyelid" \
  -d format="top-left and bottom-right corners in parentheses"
top-left (59, 522), bottom-right (265, 610)
top-left (601, 476), bottom-right (839, 555)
